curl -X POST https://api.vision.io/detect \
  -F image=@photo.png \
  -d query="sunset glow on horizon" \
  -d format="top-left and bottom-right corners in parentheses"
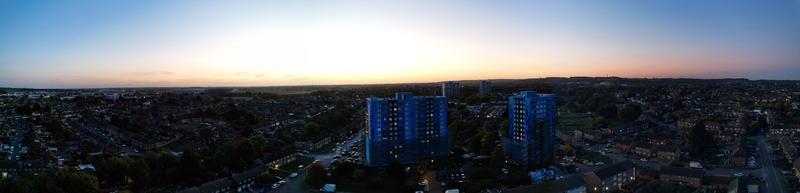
top-left (1, 0), bottom-right (800, 88)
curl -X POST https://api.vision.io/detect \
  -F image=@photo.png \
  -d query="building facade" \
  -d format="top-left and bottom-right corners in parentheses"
top-left (504, 91), bottom-right (557, 167)
top-left (659, 166), bottom-right (704, 187)
top-left (442, 81), bottom-right (461, 98)
top-left (584, 160), bottom-right (636, 193)
top-left (479, 80), bottom-right (492, 95)
top-left (366, 92), bottom-right (450, 167)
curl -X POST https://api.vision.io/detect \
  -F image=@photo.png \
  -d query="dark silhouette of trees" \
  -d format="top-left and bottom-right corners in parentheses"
top-left (58, 171), bottom-right (100, 193)
top-left (618, 103), bottom-right (642, 121)
top-left (597, 104), bottom-right (618, 120)
top-left (305, 162), bottom-right (328, 189)
top-left (688, 122), bottom-right (715, 157)
top-left (212, 137), bottom-right (265, 172)
top-left (95, 156), bottom-right (151, 189)
top-left (179, 149), bottom-right (203, 185)
top-left (300, 106), bottom-right (357, 141)
top-left (480, 131), bottom-right (498, 155)
top-left (0, 170), bottom-right (99, 193)
top-left (489, 146), bottom-right (506, 169)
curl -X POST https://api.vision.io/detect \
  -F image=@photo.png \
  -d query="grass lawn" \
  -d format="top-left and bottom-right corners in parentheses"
top-left (559, 113), bottom-right (594, 133)
top-left (577, 151), bottom-right (612, 164)
top-left (271, 169), bottom-right (292, 178)
top-left (223, 96), bottom-right (254, 101)
top-left (278, 156), bottom-right (315, 174)
top-left (312, 143), bottom-right (337, 153)
top-left (175, 123), bottom-right (209, 133)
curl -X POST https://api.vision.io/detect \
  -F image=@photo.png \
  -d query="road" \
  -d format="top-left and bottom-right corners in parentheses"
top-left (271, 129), bottom-right (364, 193)
top-left (757, 134), bottom-right (788, 193)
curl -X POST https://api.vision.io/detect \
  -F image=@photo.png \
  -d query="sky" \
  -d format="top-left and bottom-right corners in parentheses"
top-left (1, 0), bottom-right (799, 88)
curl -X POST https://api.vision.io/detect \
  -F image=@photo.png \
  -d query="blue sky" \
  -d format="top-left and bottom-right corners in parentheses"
top-left (1, 0), bottom-right (799, 88)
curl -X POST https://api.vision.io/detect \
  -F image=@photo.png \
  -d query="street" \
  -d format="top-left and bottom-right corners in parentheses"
top-left (757, 134), bottom-right (789, 193)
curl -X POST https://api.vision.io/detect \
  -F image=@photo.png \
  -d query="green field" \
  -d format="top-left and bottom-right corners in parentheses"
top-left (275, 156), bottom-right (315, 176)
top-left (223, 96), bottom-right (254, 100)
top-left (175, 123), bottom-right (209, 133)
top-left (311, 143), bottom-right (337, 153)
top-left (559, 112), bottom-right (594, 132)
top-left (577, 151), bottom-right (612, 164)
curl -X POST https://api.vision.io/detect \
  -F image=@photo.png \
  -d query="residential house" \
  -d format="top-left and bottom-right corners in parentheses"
top-left (728, 176), bottom-right (760, 193)
top-left (636, 167), bottom-right (658, 182)
top-left (780, 136), bottom-right (798, 162)
top-left (677, 118), bottom-right (697, 135)
top-left (575, 128), bottom-right (602, 142)
top-left (612, 139), bottom-right (632, 153)
top-left (725, 121), bottom-right (745, 135)
top-left (656, 146), bottom-right (679, 161)
top-left (731, 149), bottom-right (747, 168)
top-left (659, 166), bottom-right (704, 187)
top-left (231, 165), bottom-right (266, 192)
top-left (632, 143), bottom-right (654, 158)
top-left (199, 178), bottom-right (233, 193)
top-left (510, 174), bottom-right (587, 193)
top-left (705, 121), bottom-right (721, 133)
top-left (717, 131), bottom-right (734, 144)
top-left (584, 160), bottom-right (636, 193)
top-left (703, 176), bottom-right (731, 190)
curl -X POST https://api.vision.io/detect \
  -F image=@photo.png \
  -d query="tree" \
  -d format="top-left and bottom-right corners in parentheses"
top-left (198, 127), bottom-right (213, 145)
top-left (385, 161), bottom-right (407, 185)
top-left (236, 138), bottom-right (259, 164)
top-left (489, 146), bottom-right (506, 169)
top-left (597, 104), bottom-right (618, 120)
top-left (2, 177), bottom-right (36, 193)
top-left (688, 122), bottom-right (715, 157)
top-left (618, 103), bottom-right (642, 122)
top-left (95, 156), bottom-right (132, 187)
top-left (58, 171), bottom-right (100, 193)
top-left (305, 162), bottom-right (328, 189)
top-left (257, 172), bottom-right (277, 186)
top-left (747, 116), bottom-right (767, 135)
top-left (480, 132), bottom-right (498, 155)
top-left (563, 136), bottom-right (574, 155)
top-left (468, 134), bottom-right (483, 153)
top-left (130, 159), bottom-right (152, 190)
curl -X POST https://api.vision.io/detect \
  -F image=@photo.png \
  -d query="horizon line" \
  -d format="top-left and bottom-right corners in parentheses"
top-left (1, 76), bottom-right (797, 90)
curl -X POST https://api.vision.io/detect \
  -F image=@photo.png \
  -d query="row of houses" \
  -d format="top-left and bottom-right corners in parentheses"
top-left (573, 121), bottom-right (655, 143)
top-left (509, 160), bottom-right (636, 193)
top-left (176, 153), bottom-right (299, 193)
top-left (779, 133), bottom-right (800, 187)
top-left (612, 140), bottom-right (680, 162)
top-left (510, 160), bottom-right (761, 193)
top-left (779, 134), bottom-right (799, 163)
top-left (677, 119), bottom-right (745, 139)
top-left (294, 136), bottom-right (332, 151)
